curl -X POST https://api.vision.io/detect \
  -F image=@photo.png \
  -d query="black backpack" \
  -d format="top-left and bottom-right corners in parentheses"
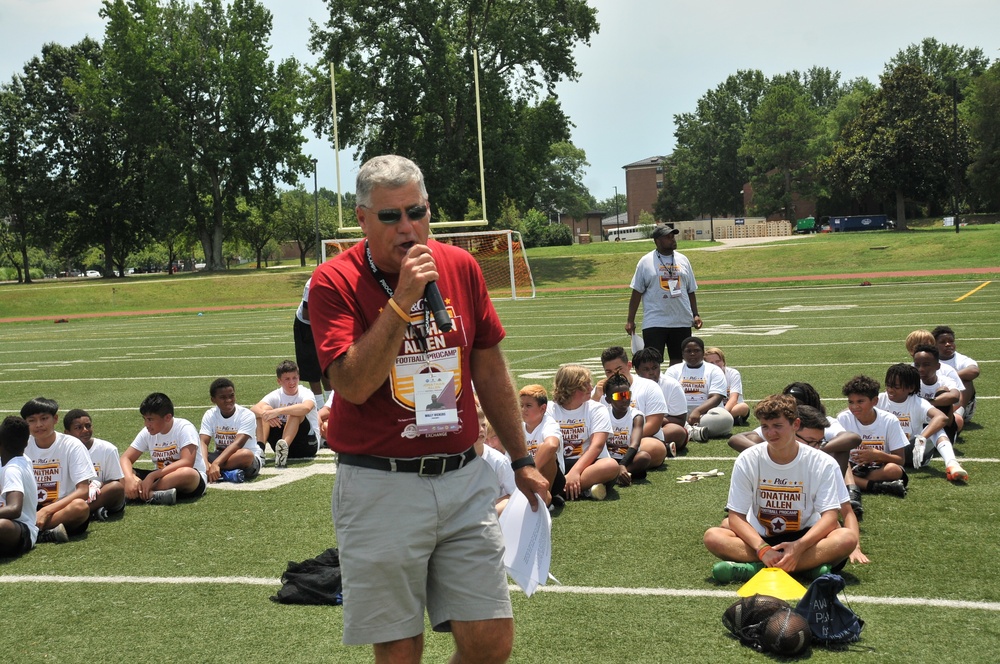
top-left (794, 573), bottom-right (864, 645)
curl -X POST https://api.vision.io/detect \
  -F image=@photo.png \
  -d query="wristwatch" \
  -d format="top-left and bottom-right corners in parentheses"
top-left (510, 455), bottom-right (536, 471)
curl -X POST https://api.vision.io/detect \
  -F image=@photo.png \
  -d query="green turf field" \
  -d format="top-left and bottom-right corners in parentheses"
top-left (1, 254), bottom-right (998, 661)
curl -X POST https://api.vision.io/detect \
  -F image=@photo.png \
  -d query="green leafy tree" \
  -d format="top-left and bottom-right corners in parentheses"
top-left (827, 64), bottom-right (971, 230)
top-left (276, 187), bottom-right (335, 266)
top-left (967, 61), bottom-right (1000, 212)
top-left (307, 0), bottom-right (598, 221)
top-left (537, 141), bottom-right (596, 220)
top-left (740, 83), bottom-right (823, 218)
top-left (101, 0), bottom-right (307, 271)
top-left (887, 37), bottom-right (989, 101)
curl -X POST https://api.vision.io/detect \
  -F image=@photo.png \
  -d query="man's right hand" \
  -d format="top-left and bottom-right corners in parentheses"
top-left (513, 466), bottom-right (550, 512)
top-left (625, 321), bottom-right (636, 335)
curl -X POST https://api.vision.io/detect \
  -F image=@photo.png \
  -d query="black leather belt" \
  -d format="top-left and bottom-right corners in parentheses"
top-left (337, 448), bottom-right (477, 477)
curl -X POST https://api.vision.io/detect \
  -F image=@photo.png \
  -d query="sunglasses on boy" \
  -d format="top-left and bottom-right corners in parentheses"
top-left (363, 204), bottom-right (428, 224)
top-left (610, 390), bottom-right (632, 402)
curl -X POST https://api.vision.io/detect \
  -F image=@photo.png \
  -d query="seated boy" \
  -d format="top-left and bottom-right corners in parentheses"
top-left (1, 416), bottom-right (40, 556)
top-left (704, 347), bottom-right (751, 426)
top-left (63, 409), bottom-right (126, 521)
top-left (519, 384), bottom-right (563, 506)
top-left (665, 337), bottom-right (730, 442)
top-left (602, 372), bottom-right (654, 485)
top-left (120, 393), bottom-right (208, 505)
top-left (837, 376), bottom-right (909, 498)
top-left (703, 394), bottom-right (858, 582)
top-left (933, 325), bottom-right (980, 421)
top-left (631, 347), bottom-right (689, 454)
top-left (878, 364), bottom-right (967, 482)
top-left (22, 397), bottom-right (96, 542)
top-left (200, 378), bottom-right (263, 483)
top-left (592, 346), bottom-right (670, 469)
top-left (912, 344), bottom-right (964, 439)
top-left (251, 360), bottom-right (319, 468)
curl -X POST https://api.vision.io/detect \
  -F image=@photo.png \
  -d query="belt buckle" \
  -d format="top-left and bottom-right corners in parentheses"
top-left (417, 455), bottom-right (447, 477)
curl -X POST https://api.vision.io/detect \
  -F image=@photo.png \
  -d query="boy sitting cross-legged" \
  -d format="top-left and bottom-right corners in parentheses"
top-left (837, 375), bottom-right (909, 498)
top-left (251, 360), bottom-right (319, 468)
top-left (22, 397), bottom-right (97, 543)
top-left (704, 394), bottom-right (858, 583)
top-left (200, 378), bottom-right (263, 484)
top-left (120, 393), bottom-right (208, 506)
top-left (63, 409), bottom-right (126, 522)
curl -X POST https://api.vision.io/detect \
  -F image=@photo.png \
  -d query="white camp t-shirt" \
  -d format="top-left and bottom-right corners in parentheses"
top-left (549, 400), bottom-right (613, 463)
top-left (836, 407), bottom-right (909, 469)
top-left (655, 374), bottom-right (690, 417)
top-left (295, 277), bottom-right (311, 324)
top-left (26, 432), bottom-right (98, 506)
top-left (940, 351), bottom-right (978, 375)
top-left (87, 438), bottom-right (125, 484)
top-left (629, 249), bottom-right (698, 329)
top-left (200, 405), bottom-right (261, 457)
top-left (666, 361), bottom-right (727, 411)
top-left (877, 392), bottom-right (947, 443)
top-left (480, 445), bottom-right (516, 500)
top-left (0, 455), bottom-right (39, 544)
top-left (723, 366), bottom-right (746, 405)
top-left (524, 411), bottom-right (562, 466)
top-left (915, 371), bottom-right (962, 402)
top-left (606, 405), bottom-right (643, 460)
top-left (130, 417), bottom-right (207, 475)
top-left (598, 375), bottom-right (668, 440)
top-left (728, 442), bottom-right (844, 537)
top-left (261, 385), bottom-right (319, 435)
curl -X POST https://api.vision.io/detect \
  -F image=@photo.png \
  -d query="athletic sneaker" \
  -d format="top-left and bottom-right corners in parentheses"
top-left (92, 507), bottom-right (110, 522)
top-left (965, 397), bottom-right (976, 421)
top-left (667, 441), bottom-right (678, 458)
top-left (221, 469), bottom-right (246, 483)
top-left (733, 414), bottom-right (749, 426)
top-left (37, 523), bottom-right (69, 544)
top-left (149, 488), bottom-right (177, 505)
top-left (712, 561), bottom-right (764, 583)
top-left (868, 479), bottom-right (907, 497)
top-left (688, 426), bottom-right (708, 443)
top-left (946, 463), bottom-right (969, 483)
top-left (275, 439), bottom-right (289, 469)
top-left (589, 483), bottom-right (607, 501)
top-left (912, 435), bottom-right (929, 469)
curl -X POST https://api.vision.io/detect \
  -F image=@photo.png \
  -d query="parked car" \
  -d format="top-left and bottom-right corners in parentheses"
top-left (85, 270), bottom-right (102, 278)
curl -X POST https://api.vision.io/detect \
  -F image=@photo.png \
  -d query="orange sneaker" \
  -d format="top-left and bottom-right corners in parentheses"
top-left (946, 463), bottom-right (969, 483)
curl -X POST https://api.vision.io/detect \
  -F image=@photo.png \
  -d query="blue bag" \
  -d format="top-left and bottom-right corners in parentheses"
top-left (794, 573), bottom-right (864, 645)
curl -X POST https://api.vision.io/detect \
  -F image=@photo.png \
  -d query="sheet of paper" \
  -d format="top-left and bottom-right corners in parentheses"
top-left (498, 491), bottom-right (552, 597)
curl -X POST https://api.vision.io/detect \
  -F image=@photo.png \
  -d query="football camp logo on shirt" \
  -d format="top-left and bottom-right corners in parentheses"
top-left (214, 427), bottom-right (239, 449)
top-left (390, 305), bottom-right (464, 412)
top-left (559, 420), bottom-right (587, 459)
top-left (151, 443), bottom-right (180, 470)
top-left (756, 477), bottom-right (804, 536)
top-left (33, 461), bottom-right (60, 505)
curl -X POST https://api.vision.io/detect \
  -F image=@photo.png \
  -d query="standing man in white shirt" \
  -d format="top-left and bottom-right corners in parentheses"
top-left (625, 223), bottom-right (702, 365)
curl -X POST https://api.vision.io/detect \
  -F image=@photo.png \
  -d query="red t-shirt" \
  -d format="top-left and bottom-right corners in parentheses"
top-left (309, 240), bottom-right (505, 457)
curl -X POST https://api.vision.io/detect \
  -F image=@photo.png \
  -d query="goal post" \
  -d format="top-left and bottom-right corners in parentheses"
top-left (322, 229), bottom-right (535, 300)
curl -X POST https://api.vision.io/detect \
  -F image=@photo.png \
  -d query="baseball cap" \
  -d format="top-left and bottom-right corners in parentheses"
top-left (651, 224), bottom-right (680, 238)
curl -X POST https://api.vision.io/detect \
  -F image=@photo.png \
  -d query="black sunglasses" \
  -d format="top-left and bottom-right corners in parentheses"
top-left (365, 204), bottom-right (428, 224)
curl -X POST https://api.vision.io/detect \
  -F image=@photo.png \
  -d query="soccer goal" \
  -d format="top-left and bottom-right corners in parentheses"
top-left (322, 230), bottom-right (535, 300)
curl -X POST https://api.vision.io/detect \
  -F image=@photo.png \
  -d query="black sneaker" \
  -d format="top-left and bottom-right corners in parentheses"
top-left (37, 523), bottom-right (69, 543)
top-left (869, 479), bottom-right (907, 498)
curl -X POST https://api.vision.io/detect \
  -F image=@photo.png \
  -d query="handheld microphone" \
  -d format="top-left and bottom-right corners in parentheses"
top-left (425, 282), bottom-right (453, 332)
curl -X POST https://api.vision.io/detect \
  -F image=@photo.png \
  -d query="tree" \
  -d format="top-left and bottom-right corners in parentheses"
top-left (740, 83), bottom-right (823, 218)
top-left (827, 64), bottom-right (970, 230)
top-left (967, 62), bottom-right (1000, 212)
top-left (536, 141), bottom-right (596, 220)
top-left (101, 0), bottom-right (307, 271)
top-left (307, 0), bottom-right (598, 221)
top-left (887, 37), bottom-right (989, 101)
top-left (276, 187), bottom-right (335, 266)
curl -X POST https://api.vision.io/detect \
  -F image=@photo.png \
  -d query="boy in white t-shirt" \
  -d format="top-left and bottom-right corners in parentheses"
top-left (476, 412), bottom-right (516, 516)
top-left (251, 360), bottom-right (319, 468)
top-left (704, 394), bottom-right (858, 583)
top-left (22, 397), bottom-right (96, 543)
top-left (837, 376), bottom-right (909, 498)
top-left (518, 384), bottom-right (563, 506)
top-left (933, 325), bottom-right (980, 421)
top-left (1, 416), bottom-right (39, 556)
top-left (200, 378), bottom-right (263, 483)
top-left (912, 344), bottom-right (964, 441)
top-left (879, 364), bottom-right (967, 482)
top-left (602, 373), bottom-right (653, 486)
top-left (704, 346), bottom-right (751, 426)
top-left (120, 393), bottom-right (208, 505)
top-left (629, 347), bottom-right (688, 454)
top-left (665, 337), bottom-right (730, 442)
top-left (63, 409), bottom-right (126, 522)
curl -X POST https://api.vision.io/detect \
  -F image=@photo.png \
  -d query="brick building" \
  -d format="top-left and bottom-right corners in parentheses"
top-left (622, 155), bottom-right (667, 225)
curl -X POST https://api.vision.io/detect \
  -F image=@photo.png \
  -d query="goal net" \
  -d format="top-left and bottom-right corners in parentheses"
top-left (322, 230), bottom-right (535, 299)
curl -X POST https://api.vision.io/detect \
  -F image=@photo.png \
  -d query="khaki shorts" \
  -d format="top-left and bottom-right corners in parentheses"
top-left (332, 458), bottom-right (511, 645)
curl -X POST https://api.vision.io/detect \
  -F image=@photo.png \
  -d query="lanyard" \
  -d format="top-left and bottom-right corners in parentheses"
top-left (364, 240), bottom-right (432, 354)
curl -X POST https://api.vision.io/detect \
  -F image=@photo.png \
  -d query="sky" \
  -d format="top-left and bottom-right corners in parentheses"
top-left (3, 0), bottom-right (999, 203)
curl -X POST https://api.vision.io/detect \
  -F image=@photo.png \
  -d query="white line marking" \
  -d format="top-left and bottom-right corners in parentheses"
top-left (1, 575), bottom-right (996, 612)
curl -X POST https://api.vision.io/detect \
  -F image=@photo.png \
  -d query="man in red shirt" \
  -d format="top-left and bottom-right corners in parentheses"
top-left (310, 155), bottom-right (548, 663)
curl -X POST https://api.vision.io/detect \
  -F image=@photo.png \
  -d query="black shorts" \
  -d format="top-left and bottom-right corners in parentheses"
top-left (1, 521), bottom-right (33, 556)
top-left (267, 422), bottom-right (318, 459)
top-left (642, 327), bottom-right (693, 365)
top-left (135, 467), bottom-right (208, 499)
top-left (293, 317), bottom-right (323, 383)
